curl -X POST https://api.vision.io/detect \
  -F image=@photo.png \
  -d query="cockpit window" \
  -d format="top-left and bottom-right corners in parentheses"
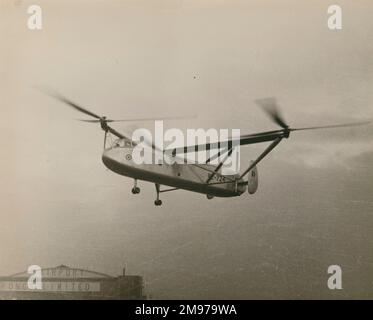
top-left (113, 139), bottom-right (132, 148)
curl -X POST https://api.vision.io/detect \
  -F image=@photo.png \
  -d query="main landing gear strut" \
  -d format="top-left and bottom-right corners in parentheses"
top-left (154, 183), bottom-right (162, 206)
top-left (131, 180), bottom-right (178, 206)
top-left (131, 179), bottom-right (140, 194)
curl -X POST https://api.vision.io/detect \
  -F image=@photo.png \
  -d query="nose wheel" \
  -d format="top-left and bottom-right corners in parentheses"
top-left (154, 183), bottom-right (162, 206)
top-left (131, 179), bottom-right (140, 194)
top-left (132, 187), bottom-right (140, 194)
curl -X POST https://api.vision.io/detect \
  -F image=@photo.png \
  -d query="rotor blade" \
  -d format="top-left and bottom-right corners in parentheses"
top-left (77, 115), bottom-right (197, 123)
top-left (255, 97), bottom-right (288, 129)
top-left (40, 88), bottom-right (102, 119)
top-left (77, 118), bottom-right (165, 124)
top-left (107, 115), bottom-right (198, 122)
top-left (292, 121), bottom-right (370, 132)
top-left (77, 119), bottom-right (101, 123)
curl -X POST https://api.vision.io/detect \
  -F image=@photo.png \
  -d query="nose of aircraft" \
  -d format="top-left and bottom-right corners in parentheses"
top-left (101, 148), bottom-right (119, 170)
top-left (102, 150), bottom-right (112, 169)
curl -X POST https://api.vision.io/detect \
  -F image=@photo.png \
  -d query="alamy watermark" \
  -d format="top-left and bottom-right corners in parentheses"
top-left (27, 265), bottom-right (42, 290)
top-left (129, 122), bottom-right (241, 175)
top-left (327, 265), bottom-right (343, 290)
top-left (27, 5), bottom-right (42, 30)
top-left (328, 5), bottom-right (343, 30)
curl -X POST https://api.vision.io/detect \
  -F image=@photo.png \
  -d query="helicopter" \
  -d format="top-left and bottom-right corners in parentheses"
top-left (43, 91), bottom-right (369, 206)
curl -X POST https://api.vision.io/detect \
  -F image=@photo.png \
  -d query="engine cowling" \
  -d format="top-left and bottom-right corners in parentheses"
top-left (247, 161), bottom-right (258, 194)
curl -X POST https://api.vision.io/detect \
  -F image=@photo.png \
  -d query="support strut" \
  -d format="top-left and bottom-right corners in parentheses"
top-left (154, 183), bottom-right (162, 206)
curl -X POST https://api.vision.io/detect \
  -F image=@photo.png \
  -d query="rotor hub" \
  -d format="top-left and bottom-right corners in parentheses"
top-left (283, 127), bottom-right (290, 138)
top-left (100, 117), bottom-right (108, 131)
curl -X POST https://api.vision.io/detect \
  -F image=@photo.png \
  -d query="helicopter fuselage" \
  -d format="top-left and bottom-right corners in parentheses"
top-left (102, 145), bottom-right (246, 197)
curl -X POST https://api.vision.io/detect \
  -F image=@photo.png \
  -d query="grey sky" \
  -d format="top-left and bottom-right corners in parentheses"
top-left (1, 0), bottom-right (373, 298)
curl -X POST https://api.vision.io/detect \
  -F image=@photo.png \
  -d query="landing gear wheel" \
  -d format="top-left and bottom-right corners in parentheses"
top-left (132, 179), bottom-right (140, 194)
top-left (154, 183), bottom-right (162, 206)
top-left (131, 187), bottom-right (140, 194)
top-left (206, 194), bottom-right (214, 200)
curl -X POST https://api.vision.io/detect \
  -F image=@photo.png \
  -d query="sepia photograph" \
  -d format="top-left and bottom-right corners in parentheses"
top-left (1, 0), bottom-right (372, 309)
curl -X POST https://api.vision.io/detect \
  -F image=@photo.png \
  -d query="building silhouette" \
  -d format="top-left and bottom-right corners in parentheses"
top-left (0, 265), bottom-right (145, 300)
